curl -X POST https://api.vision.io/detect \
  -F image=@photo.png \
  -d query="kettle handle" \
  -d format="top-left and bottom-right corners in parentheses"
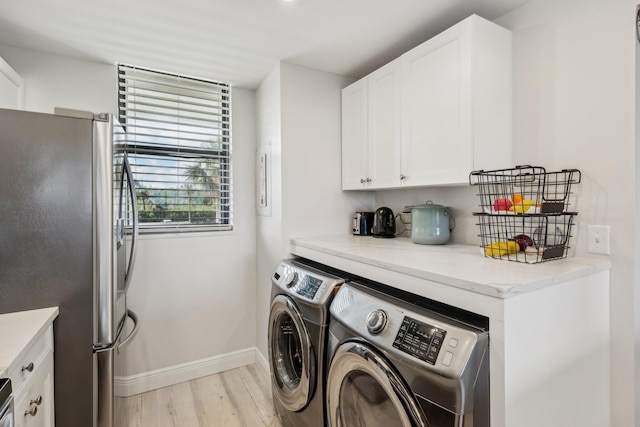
top-left (425, 200), bottom-right (456, 231)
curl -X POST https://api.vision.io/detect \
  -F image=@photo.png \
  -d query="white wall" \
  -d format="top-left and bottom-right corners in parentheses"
top-left (376, 1), bottom-right (637, 425)
top-left (255, 63), bottom-right (283, 362)
top-left (123, 87), bottom-right (257, 382)
top-left (280, 62), bottom-right (374, 240)
top-left (0, 55), bottom-right (23, 109)
top-left (0, 45), bottom-right (259, 389)
top-left (496, 2), bottom-right (635, 425)
top-left (0, 45), bottom-right (117, 114)
top-left (255, 62), bottom-right (374, 360)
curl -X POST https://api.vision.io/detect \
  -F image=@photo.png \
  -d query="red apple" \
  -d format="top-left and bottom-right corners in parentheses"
top-left (513, 234), bottom-right (534, 251)
top-left (493, 198), bottom-right (513, 211)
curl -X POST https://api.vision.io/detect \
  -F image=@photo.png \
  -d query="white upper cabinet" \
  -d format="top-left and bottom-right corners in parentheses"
top-left (401, 15), bottom-right (511, 186)
top-left (0, 55), bottom-right (24, 110)
top-left (342, 78), bottom-right (369, 189)
top-left (367, 60), bottom-right (402, 188)
top-left (342, 59), bottom-right (401, 190)
top-left (401, 21), bottom-right (471, 186)
top-left (341, 15), bottom-right (512, 190)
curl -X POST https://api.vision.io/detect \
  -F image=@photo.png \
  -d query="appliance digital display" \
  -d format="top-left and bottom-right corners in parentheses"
top-left (393, 316), bottom-right (446, 365)
top-left (296, 275), bottom-right (323, 299)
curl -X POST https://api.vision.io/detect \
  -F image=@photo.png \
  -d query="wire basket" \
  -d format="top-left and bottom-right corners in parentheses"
top-left (469, 166), bottom-right (581, 215)
top-left (473, 212), bottom-right (576, 263)
top-left (469, 166), bottom-right (581, 263)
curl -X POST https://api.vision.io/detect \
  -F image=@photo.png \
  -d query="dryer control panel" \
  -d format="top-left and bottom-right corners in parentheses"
top-left (272, 260), bottom-right (345, 305)
top-left (330, 282), bottom-right (488, 378)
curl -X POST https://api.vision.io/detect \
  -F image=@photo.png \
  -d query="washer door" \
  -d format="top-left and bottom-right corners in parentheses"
top-left (268, 294), bottom-right (316, 412)
top-left (326, 341), bottom-right (429, 427)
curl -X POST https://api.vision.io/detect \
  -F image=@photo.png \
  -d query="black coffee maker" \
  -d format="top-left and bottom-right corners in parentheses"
top-left (372, 207), bottom-right (396, 238)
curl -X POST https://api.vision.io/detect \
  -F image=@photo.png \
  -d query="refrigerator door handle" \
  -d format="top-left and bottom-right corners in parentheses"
top-left (117, 309), bottom-right (139, 350)
top-left (122, 154), bottom-right (139, 292)
top-left (93, 310), bottom-right (139, 353)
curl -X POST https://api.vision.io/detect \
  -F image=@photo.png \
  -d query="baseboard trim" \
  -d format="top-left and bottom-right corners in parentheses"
top-left (115, 347), bottom-right (257, 397)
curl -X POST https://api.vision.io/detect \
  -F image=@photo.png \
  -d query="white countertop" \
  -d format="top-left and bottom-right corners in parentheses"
top-left (0, 307), bottom-right (59, 377)
top-left (290, 236), bottom-right (611, 298)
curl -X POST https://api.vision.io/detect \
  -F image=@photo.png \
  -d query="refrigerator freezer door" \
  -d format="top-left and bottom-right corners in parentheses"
top-left (0, 108), bottom-right (95, 426)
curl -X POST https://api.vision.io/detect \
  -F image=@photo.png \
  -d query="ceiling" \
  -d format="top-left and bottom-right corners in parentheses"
top-left (0, 0), bottom-right (529, 89)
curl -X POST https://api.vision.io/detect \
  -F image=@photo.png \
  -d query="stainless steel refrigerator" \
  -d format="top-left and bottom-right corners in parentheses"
top-left (0, 107), bottom-right (140, 427)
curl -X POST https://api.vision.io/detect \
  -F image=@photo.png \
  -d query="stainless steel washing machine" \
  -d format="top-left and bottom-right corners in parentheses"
top-left (268, 259), bottom-right (346, 427)
top-left (326, 281), bottom-right (490, 427)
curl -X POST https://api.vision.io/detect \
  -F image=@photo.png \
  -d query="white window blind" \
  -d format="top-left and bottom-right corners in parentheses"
top-left (118, 64), bottom-right (232, 231)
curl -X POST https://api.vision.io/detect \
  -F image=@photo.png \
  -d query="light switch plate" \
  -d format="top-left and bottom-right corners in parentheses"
top-left (587, 225), bottom-right (610, 255)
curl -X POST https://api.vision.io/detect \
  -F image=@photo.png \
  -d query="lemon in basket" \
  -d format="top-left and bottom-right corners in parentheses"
top-left (509, 199), bottom-right (536, 214)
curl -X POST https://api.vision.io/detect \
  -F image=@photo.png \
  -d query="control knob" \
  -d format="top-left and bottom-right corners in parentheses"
top-left (283, 271), bottom-right (298, 288)
top-left (366, 309), bottom-right (388, 335)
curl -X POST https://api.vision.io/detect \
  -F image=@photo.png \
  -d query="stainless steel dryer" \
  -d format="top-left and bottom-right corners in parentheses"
top-left (326, 281), bottom-right (490, 427)
top-left (268, 259), bottom-right (346, 427)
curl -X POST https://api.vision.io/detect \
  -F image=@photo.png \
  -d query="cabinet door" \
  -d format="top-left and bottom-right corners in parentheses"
top-left (15, 355), bottom-right (54, 427)
top-left (341, 78), bottom-right (369, 190)
top-left (401, 21), bottom-right (472, 186)
top-left (367, 60), bottom-right (401, 188)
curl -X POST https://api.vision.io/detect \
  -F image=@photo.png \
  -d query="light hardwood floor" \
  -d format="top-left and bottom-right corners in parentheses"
top-left (116, 364), bottom-right (283, 427)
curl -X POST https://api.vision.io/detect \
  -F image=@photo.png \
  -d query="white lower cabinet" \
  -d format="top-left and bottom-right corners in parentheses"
top-left (9, 325), bottom-right (55, 427)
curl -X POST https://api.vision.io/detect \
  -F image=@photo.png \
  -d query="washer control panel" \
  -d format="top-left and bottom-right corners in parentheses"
top-left (393, 316), bottom-right (447, 365)
top-left (272, 260), bottom-right (344, 305)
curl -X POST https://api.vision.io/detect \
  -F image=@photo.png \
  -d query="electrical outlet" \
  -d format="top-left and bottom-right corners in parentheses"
top-left (587, 225), bottom-right (610, 255)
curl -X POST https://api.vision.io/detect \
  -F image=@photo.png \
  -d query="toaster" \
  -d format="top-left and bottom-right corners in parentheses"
top-left (352, 212), bottom-right (375, 235)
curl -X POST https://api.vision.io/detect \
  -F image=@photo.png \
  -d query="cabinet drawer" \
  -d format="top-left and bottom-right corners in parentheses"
top-left (14, 354), bottom-right (54, 427)
top-left (6, 324), bottom-right (53, 396)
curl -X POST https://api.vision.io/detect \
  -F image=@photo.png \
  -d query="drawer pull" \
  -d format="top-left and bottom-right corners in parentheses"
top-left (21, 362), bottom-right (34, 372)
top-left (24, 405), bottom-right (38, 417)
top-left (30, 396), bottom-right (43, 406)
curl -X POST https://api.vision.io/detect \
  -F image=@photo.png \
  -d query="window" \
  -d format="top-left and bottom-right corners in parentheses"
top-left (118, 64), bottom-right (232, 232)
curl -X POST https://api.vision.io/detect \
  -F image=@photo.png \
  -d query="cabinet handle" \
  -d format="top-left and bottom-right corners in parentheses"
top-left (400, 174), bottom-right (406, 180)
top-left (365, 178), bottom-right (371, 183)
top-left (360, 178), bottom-right (365, 183)
top-left (24, 405), bottom-right (38, 417)
top-left (30, 396), bottom-right (43, 406)
top-left (21, 362), bottom-right (34, 372)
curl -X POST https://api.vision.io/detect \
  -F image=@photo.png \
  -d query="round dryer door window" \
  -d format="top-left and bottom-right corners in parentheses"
top-left (268, 295), bottom-right (316, 412)
top-left (326, 341), bottom-right (428, 427)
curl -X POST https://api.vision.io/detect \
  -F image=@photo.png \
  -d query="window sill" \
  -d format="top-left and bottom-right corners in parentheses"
top-left (136, 227), bottom-right (234, 240)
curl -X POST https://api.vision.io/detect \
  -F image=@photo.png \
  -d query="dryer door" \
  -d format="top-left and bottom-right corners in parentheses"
top-left (268, 295), bottom-right (316, 412)
top-left (326, 340), bottom-right (429, 427)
